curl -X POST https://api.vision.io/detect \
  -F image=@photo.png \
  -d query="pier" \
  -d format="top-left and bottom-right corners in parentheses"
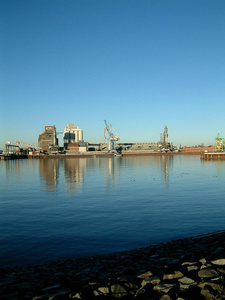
top-left (200, 152), bottom-right (225, 160)
top-left (0, 154), bottom-right (28, 160)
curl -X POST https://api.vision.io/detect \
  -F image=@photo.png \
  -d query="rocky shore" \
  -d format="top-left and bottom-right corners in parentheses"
top-left (1, 231), bottom-right (225, 300)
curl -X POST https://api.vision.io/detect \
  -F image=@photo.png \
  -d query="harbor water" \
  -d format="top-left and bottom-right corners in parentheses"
top-left (1, 155), bottom-right (225, 268)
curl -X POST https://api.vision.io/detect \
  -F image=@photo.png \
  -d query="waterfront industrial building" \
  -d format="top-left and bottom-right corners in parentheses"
top-left (2, 123), bottom-right (172, 157)
top-left (38, 126), bottom-right (58, 153)
top-left (63, 123), bottom-right (83, 148)
top-left (4, 122), bottom-right (220, 159)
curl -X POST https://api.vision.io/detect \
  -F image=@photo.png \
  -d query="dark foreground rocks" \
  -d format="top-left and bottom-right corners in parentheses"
top-left (1, 231), bottom-right (225, 300)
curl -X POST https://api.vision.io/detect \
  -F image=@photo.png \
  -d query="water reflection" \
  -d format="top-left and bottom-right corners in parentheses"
top-left (2, 155), bottom-right (225, 269)
top-left (39, 159), bottom-right (59, 192)
top-left (36, 155), bottom-right (175, 192)
top-left (158, 155), bottom-right (173, 186)
top-left (2, 156), bottom-right (174, 191)
top-left (113, 155), bottom-right (173, 187)
top-left (64, 158), bottom-right (86, 194)
top-left (103, 158), bottom-right (121, 190)
top-left (4, 160), bottom-right (21, 176)
top-left (203, 159), bottom-right (225, 174)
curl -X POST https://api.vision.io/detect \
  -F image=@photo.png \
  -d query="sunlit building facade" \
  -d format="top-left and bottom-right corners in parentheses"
top-left (38, 126), bottom-right (58, 152)
top-left (63, 123), bottom-right (83, 148)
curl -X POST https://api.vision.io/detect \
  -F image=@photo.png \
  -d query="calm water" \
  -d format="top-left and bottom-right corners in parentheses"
top-left (1, 155), bottom-right (225, 267)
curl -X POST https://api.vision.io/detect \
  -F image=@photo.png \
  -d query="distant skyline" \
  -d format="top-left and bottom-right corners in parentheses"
top-left (1, 0), bottom-right (225, 150)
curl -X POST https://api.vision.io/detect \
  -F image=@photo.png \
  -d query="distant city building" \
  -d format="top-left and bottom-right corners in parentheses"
top-left (38, 126), bottom-right (58, 152)
top-left (63, 123), bottom-right (83, 149)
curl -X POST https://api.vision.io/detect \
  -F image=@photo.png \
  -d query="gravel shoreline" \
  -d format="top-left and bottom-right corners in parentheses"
top-left (1, 230), bottom-right (225, 299)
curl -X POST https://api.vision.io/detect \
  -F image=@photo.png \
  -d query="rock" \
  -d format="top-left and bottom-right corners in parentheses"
top-left (182, 261), bottom-right (197, 266)
top-left (178, 286), bottom-right (204, 300)
top-left (213, 247), bottom-right (224, 256)
top-left (141, 276), bottom-right (161, 287)
top-left (135, 286), bottom-right (146, 297)
top-left (123, 282), bottom-right (138, 294)
top-left (198, 268), bottom-right (219, 279)
top-left (110, 284), bottom-right (128, 298)
top-left (163, 271), bottom-right (183, 280)
top-left (211, 258), bottom-right (225, 265)
top-left (70, 292), bottom-right (82, 298)
top-left (187, 265), bottom-right (199, 271)
top-left (93, 286), bottom-right (109, 296)
top-left (159, 295), bottom-right (173, 300)
top-left (198, 281), bottom-right (224, 293)
top-left (160, 257), bottom-right (179, 267)
top-left (108, 282), bottom-right (136, 298)
top-left (2, 231), bottom-right (225, 300)
top-left (141, 278), bottom-right (152, 287)
top-left (199, 258), bottom-right (207, 264)
top-left (50, 290), bottom-right (70, 299)
top-left (137, 270), bottom-right (153, 279)
top-left (217, 268), bottom-right (225, 274)
top-left (200, 285), bottom-right (221, 299)
top-left (153, 283), bottom-right (175, 293)
top-left (148, 276), bottom-right (161, 285)
top-left (165, 258), bottom-right (180, 268)
top-left (41, 285), bottom-right (62, 293)
top-left (178, 276), bottom-right (197, 290)
top-left (200, 265), bottom-right (207, 269)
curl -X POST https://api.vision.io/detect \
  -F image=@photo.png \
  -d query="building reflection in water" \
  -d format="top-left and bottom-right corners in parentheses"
top-left (5, 160), bottom-right (20, 176)
top-left (203, 159), bottom-right (225, 174)
top-left (64, 158), bottom-right (86, 195)
top-left (76, 156), bottom-right (121, 191)
top-left (157, 155), bottom-right (174, 187)
top-left (38, 155), bottom-right (174, 193)
top-left (102, 157), bottom-right (121, 190)
top-left (116, 155), bottom-right (173, 187)
top-left (39, 159), bottom-right (60, 192)
top-left (5, 159), bottom-right (39, 180)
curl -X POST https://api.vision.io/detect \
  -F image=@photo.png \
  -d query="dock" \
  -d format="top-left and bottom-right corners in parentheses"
top-left (0, 154), bottom-right (28, 160)
top-left (200, 152), bottom-right (225, 160)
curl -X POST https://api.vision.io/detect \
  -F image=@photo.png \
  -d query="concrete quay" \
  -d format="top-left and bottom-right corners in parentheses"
top-left (1, 230), bottom-right (225, 299)
top-left (28, 151), bottom-right (201, 159)
top-left (2, 151), bottom-right (223, 160)
top-left (0, 149), bottom-right (209, 160)
top-left (200, 152), bottom-right (225, 160)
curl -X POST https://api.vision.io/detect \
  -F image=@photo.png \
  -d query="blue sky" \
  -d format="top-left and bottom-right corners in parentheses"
top-left (1, 0), bottom-right (225, 149)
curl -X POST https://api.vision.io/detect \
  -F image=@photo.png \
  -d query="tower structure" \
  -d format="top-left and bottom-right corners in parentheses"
top-left (163, 125), bottom-right (168, 147)
top-left (63, 123), bottom-right (83, 148)
top-left (38, 126), bottom-right (58, 152)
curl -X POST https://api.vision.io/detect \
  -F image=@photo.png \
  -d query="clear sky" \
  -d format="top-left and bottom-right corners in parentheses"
top-left (1, 0), bottom-right (225, 149)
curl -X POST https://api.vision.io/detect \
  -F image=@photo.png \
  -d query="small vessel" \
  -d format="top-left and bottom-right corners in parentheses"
top-left (114, 152), bottom-right (122, 157)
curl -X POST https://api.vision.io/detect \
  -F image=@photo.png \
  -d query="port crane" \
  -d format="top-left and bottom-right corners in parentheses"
top-left (15, 141), bottom-right (41, 150)
top-left (104, 120), bottom-right (119, 151)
